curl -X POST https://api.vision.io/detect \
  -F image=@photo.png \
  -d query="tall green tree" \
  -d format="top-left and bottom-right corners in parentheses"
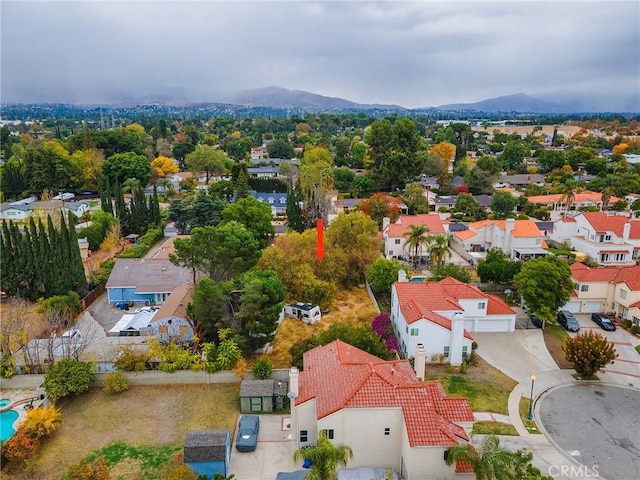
top-left (403, 183), bottom-right (429, 214)
top-left (514, 255), bottom-right (573, 324)
top-left (266, 138), bottom-right (295, 159)
top-left (427, 234), bottom-right (451, 268)
top-left (293, 431), bottom-right (354, 480)
top-left (185, 145), bottom-right (229, 184)
top-left (169, 222), bottom-right (261, 282)
top-left (500, 140), bottom-right (530, 171)
top-left (221, 196), bottom-right (274, 248)
top-left (103, 151), bottom-right (152, 187)
top-left (477, 248), bottom-right (521, 284)
top-left (286, 182), bottom-right (306, 233)
top-left (490, 191), bottom-right (518, 217)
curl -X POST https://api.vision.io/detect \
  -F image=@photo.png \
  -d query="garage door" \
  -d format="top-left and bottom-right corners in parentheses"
top-left (473, 318), bottom-right (514, 333)
top-left (564, 301), bottom-right (581, 313)
top-left (584, 301), bottom-right (602, 313)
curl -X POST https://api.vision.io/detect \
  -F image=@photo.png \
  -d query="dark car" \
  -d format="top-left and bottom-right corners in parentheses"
top-left (591, 312), bottom-right (616, 331)
top-left (529, 314), bottom-right (543, 328)
top-left (235, 415), bottom-right (260, 452)
top-left (557, 310), bottom-right (580, 332)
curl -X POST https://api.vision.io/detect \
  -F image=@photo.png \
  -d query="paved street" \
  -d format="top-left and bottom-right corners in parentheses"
top-left (538, 384), bottom-right (640, 480)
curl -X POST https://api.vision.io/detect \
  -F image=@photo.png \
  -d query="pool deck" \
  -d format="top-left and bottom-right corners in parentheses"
top-left (0, 385), bottom-right (43, 434)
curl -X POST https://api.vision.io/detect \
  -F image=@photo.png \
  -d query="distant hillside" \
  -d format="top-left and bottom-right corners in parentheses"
top-left (219, 86), bottom-right (404, 111)
top-left (436, 93), bottom-right (566, 114)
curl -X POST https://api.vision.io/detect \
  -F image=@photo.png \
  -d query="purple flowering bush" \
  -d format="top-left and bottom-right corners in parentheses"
top-left (372, 313), bottom-right (398, 351)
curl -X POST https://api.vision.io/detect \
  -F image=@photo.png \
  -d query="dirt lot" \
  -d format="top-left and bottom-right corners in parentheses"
top-left (269, 287), bottom-right (378, 368)
top-left (2, 384), bottom-right (240, 480)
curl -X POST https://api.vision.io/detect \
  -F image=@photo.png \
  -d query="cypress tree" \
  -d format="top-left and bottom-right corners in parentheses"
top-left (1, 220), bottom-right (16, 294)
top-left (38, 218), bottom-right (54, 295)
top-left (151, 184), bottom-right (161, 225)
top-left (66, 213), bottom-right (87, 289)
top-left (114, 181), bottom-right (130, 235)
top-left (22, 224), bottom-right (37, 299)
top-left (101, 177), bottom-right (114, 216)
top-left (9, 222), bottom-right (25, 294)
top-left (286, 182), bottom-right (305, 233)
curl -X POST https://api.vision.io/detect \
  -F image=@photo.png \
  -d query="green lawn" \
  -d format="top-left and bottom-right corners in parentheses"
top-left (472, 422), bottom-right (518, 436)
top-left (519, 396), bottom-right (541, 434)
top-left (635, 344), bottom-right (640, 356)
top-left (425, 373), bottom-right (516, 415)
top-left (543, 325), bottom-right (573, 369)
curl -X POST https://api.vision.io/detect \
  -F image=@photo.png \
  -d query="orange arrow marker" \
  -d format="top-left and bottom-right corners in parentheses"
top-left (315, 218), bottom-right (325, 261)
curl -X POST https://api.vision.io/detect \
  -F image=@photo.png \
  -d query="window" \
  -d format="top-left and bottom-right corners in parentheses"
top-left (300, 430), bottom-right (308, 442)
top-left (389, 251), bottom-right (393, 256)
top-left (395, 239), bottom-right (401, 245)
top-left (580, 284), bottom-right (589, 292)
top-left (478, 302), bottom-right (486, 309)
top-left (384, 428), bottom-right (391, 436)
top-left (535, 238), bottom-right (541, 245)
top-left (321, 429), bottom-right (334, 440)
top-left (633, 317), bottom-right (640, 326)
top-left (462, 346), bottom-right (468, 360)
top-left (620, 289), bottom-right (627, 300)
top-left (250, 397), bottom-right (262, 412)
top-left (410, 328), bottom-right (419, 336)
top-left (443, 346), bottom-right (450, 358)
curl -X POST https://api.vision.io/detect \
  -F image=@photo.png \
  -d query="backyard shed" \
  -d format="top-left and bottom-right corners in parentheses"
top-left (184, 430), bottom-right (231, 479)
top-left (239, 379), bottom-right (288, 413)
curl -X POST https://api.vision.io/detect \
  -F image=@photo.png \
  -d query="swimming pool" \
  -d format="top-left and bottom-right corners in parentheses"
top-left (0, 399), bottom-right (18, 442)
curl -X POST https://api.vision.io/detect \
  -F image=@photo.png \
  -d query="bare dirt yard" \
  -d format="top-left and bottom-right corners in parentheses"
top-left (3, 383), bottom-right (240, 480)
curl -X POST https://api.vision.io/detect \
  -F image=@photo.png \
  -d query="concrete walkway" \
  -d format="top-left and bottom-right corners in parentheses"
top-left (473, 412), bottom-right (512, 424)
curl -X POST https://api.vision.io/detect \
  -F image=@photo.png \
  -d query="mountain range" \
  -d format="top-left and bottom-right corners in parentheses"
top-left (213, 87), bottom-right (639, 114)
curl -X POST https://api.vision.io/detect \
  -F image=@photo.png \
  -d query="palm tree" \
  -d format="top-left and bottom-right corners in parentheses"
top-left (559, 179), bottom-right (579, 212)
top-left (600, 175), bottom-right (616, 211)
top-left (444, 435), bottom-right (514, 480)
top-left (293, 431), bottom-right (354, 480)
top-left (428, 234), bottom-right (452, 268)
top-left (403, 224), bottom-right (430, 268)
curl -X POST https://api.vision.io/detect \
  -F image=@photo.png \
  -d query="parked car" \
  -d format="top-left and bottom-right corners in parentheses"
top-left (557, 310), bottom-right (580, 332)
top-left (529, 314), bottom-right (543, 328)
top-left (235, 415), bottom-right (260, 452)
top-left (591, 313), bottom-right (616, 331)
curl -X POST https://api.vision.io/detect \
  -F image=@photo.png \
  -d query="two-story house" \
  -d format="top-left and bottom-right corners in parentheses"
top-left (450, 219), bottom-right (547, 260)
top-left (550, 212), bottom-right (640, 265)
top-left (250, 191), bottom-right (287, 216)
top-left (391, 272), bottom-right (516, 365)
top-left (383, 214), bottom-right (448, 262)
top-left (291, 340), bottom-right (475, 480)
top-left (563, 262), bottom-right (640, 324)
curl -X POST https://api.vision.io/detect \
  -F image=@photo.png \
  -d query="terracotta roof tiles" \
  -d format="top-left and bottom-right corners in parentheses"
top-left (297, 340), bottom-right (473, 447)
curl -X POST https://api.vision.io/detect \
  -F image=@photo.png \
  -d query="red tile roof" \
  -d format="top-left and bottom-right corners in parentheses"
top-left (394, 278), bottom-right (515, 329)
top-left (385, 214), bottom-right (447, 237)
top-left (469, 219), bottom-right (542, 238)
top-left (297, 340), bottom-right (474, 447)
top-left (581, 212), bottom-right (639, 238)
top-left (570, 263), bottom-right (640, 291)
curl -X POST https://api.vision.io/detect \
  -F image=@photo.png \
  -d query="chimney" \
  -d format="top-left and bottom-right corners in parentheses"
top-left (450, 313), bottom-right (465, 366)
top-left (288, 367), bottom-right (299, 397)
top-left (382, 216), bottom-right (391, 232)
top-left (398, 269), bottom-right (408, 283)
top-left (623, 222), bottom-right (631, 241)
top-left (414, 343), bottom-right (426, 381)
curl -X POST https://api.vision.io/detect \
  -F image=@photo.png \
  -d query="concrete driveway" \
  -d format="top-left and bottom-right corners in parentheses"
top-left (473, 329), bottom-right (559, 382)
top-left (228, 414), bottom-right (299, 480)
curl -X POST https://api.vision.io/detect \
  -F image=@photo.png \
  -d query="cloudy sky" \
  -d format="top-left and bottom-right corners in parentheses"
top-left (1, 0), bottom-right (639, 108)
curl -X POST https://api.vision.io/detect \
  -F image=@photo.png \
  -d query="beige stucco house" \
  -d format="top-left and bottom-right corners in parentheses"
top-left (290, 340), bottom-right (475, 480)
top-left (562, 263), bottom-right (640, 325)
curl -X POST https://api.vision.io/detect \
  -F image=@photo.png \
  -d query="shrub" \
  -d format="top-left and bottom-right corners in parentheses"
top-left (1, 429), bottom-right (40, 467)
top-left (113, 345), bottom-right (148, 372)
top-left (0, 354), bottom-right (16, 378)
top-left (471, 341), bottom-right (478, 351)
top-left (252, 358), bottom-right (273, 379)
top-left (622, 320), bottom-right (632, 329)
top-left (43, 359), bottom-right (96, 403)
top-left (103, 371), bottom-right (129, 394)
top-left (631, 325), bottom-right (640, 335)
top-left (22, 405), bottom-right (62, 438)
top-left (67, 454), bottom-right (111, 480)
top-left (563, 331), bottom-right (618, 377)
top-left (459, 362), bottom-right (467, 374)
top-left (117, 227), bottom-right (164, 258)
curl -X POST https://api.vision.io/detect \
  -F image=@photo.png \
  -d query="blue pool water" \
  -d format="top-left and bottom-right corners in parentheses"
top-left (409, 276), bottom-right (427, 282)
top-left (0, 409), bottom-right (18, 442)
top-left (0, 398), bottom-right (9, 408)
